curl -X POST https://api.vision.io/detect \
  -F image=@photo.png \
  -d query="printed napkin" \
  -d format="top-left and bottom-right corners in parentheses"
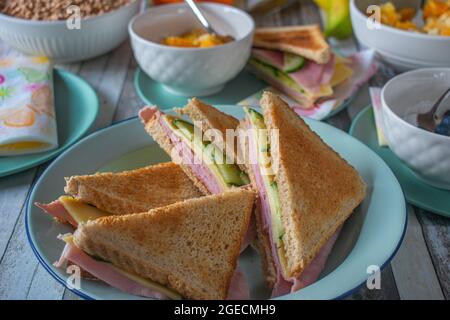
top-left (239, 50), bottom-right (377, 120)
top-left (0, 55), bottom-right (57, 156)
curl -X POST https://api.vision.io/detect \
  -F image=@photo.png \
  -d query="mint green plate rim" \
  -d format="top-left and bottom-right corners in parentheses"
top-left (349, 106), bottom-right (450, 218)
top-left (26, 105), bottom-right (406, 300)
top-left (134, 67), bottom-right (352, 120)
top-left (0, 69), bottom-right (99, 178)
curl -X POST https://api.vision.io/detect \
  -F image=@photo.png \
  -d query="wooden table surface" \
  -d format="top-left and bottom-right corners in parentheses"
top-left (0, 0), bottom-right (448, 300)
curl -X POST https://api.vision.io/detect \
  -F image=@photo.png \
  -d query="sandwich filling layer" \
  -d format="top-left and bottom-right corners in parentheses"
top-left (56, 235), bottom-right (249, 300)
top-left (158, 112), bottom-right (249, 193)
top-left (245, 108), bottom-right (342, 297)
top-left (249, 49), bottom-right (354, 108)
top-left (36, 196), bottom-right (110, 227)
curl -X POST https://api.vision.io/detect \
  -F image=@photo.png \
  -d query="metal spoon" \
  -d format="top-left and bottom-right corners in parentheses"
top-left (417, 87), bottom-right (450, 132)
top-left (185, 0), bottom-right (218, 35)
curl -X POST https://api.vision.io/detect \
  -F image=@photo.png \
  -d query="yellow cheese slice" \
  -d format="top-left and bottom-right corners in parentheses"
top-left (59, 196), bottom-right (110, 224)
top-left (304, 84), bottom-right (334, 99)
top-left (330, 63), bottom-right (354, 87)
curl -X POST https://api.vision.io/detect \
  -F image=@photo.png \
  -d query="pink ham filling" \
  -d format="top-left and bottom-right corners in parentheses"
top-left (35, 201), bottom-right (78, 227)
top-left (251, 48), bottom-right (336, 94)
top-left (289, 54), bottom-right (335, 93)
top-left (140, 107), bottom-right (223, 195)
top-left (56, 242), bottom-right (168, 299)
top-left (56, 241), bottom-right (249, 300)
top-left (246, 121), bottom-right (341, 297)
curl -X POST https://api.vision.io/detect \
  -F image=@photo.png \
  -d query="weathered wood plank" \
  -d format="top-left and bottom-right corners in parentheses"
top-left (0, 207), bottom-right (39, 299)
top-left (416, 210), bottom-right (450, 299)
top-left (0, 169), bottom-right (36, 260)
top-left (111, 58), bottom-right (142, 122)
top-left (390, 205), bottom-right (444, 299)
top-left (92, 41), bottom-right (134, 129)
top-left (26, 265), bottom-right (65, 300)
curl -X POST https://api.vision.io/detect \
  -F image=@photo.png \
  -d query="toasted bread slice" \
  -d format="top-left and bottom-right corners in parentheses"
top-left (253, 25), bottom-right (330, 64)
top-left (64, 162), bottom-right (203, 214)
top-left (175, 98), bottom-right (245, 171)
top-left (73, 189), bottom-right (256, 300)
top-left (259, 92), bottom-right (365, 278)
top-left (140, 107), bottom-right (211, 195)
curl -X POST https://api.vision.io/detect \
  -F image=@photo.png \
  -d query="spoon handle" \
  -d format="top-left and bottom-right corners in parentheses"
top-left (185, 0), bottom-right (214, 33)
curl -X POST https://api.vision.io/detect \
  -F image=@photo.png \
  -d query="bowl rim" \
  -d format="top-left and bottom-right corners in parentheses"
top-left (0, 0), bottom-right (139, 26)
top-left (128, 2), bottom-right (255, 52)
top-left (381, 67), bottom-right (450, 140)
top-left (350, 0), bottom-right (450, 41)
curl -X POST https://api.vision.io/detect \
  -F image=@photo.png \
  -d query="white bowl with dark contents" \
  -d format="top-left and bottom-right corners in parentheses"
top-left (0, 0), bottom-right (140, 62)
top-left (381, 68), bottom-right (450, 190)
top-left (128, 3), bottom-right (254, 96)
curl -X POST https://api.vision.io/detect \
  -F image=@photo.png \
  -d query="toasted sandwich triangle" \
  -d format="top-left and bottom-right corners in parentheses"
top-left (253, 25), bottom-right (331, 64)
top-left (64, 162), bottom-right (203, 215)
top-left (260, 92), bottom-right (365, 278)
top-left (73, 189), bottom-right (255, 300)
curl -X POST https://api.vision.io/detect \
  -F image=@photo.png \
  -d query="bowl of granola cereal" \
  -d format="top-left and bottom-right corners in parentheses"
top-left (0, 0), bottom-right (140, 62)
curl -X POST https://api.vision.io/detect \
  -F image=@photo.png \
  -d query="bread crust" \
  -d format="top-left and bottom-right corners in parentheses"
top-left (260, 92), bottom-right (366, 278)
top-left (140, 109), bottom-right (211, 195)
top-left (175, 98), bottom-right (246, 172)
top-left (253, 25), bottom-right (331, 64)
top-left (74, 190), bottom-right (256, 300)
top-left (64, 162), bottom-right (203, 214)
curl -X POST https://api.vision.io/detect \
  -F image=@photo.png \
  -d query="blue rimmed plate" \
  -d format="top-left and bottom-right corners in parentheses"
top-left (26, 105), bottom-right (406, 300)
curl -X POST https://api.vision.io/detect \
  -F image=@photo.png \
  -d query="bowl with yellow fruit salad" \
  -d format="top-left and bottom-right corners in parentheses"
top-left (128, 3), bottom-right (254, 96)
top-left (351, 0), bottom-right (450, 70)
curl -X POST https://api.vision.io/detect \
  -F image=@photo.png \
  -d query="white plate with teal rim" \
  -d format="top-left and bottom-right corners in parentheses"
top-left (26, 105), bottom-right (407, 300)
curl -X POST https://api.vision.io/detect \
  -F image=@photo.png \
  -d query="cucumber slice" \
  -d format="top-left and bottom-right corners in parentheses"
top-left (172, 119), bottom-right (194, 140)
top-left (282, 53), bottom-right (305, 73)
top-left (212, 146), bottom-right (248, 186)
top-left (173, 118), bottom-right (249, 186)
top-left (215, 163), bottom-right (247, 186)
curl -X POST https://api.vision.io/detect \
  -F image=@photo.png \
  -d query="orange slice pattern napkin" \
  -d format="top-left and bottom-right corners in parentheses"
top-left (0, 55), bottom-right (58, 156)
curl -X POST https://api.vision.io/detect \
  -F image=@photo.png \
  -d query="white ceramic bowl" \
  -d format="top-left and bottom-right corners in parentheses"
top-left (350, 0), bottom-right (450, 71)
top-left (128, 3), bottom-right (254, 96)
top-left (381, 68), bottom-right (450, 190)
top-left (0, 0), bottom-right (140, 63)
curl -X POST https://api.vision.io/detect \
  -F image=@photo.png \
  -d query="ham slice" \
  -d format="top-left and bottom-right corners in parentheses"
top-left (140, 107), bottom-right (224, 195)
top-left (251, 48), bottom-right (336, 94)
top-left (251, 48), bottom-right (284, 70)
top-left (246, 121), bottom-right (342, 298)
top-left (288, 54), bottom-right (335, 94)
top-left (57, 241), bottom-right (169, 299)
top-left (56, 239), bottom-right (250, 300)
top-left (35, 201), bottom-right (77, 227)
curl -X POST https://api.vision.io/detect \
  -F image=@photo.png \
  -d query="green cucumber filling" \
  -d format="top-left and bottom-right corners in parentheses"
top-left (167, 117), bottom-right (249, 187)
top-left (246, 108), bottom-right (287, 270)
top-left (250, 58), bottom-right (305, 94)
